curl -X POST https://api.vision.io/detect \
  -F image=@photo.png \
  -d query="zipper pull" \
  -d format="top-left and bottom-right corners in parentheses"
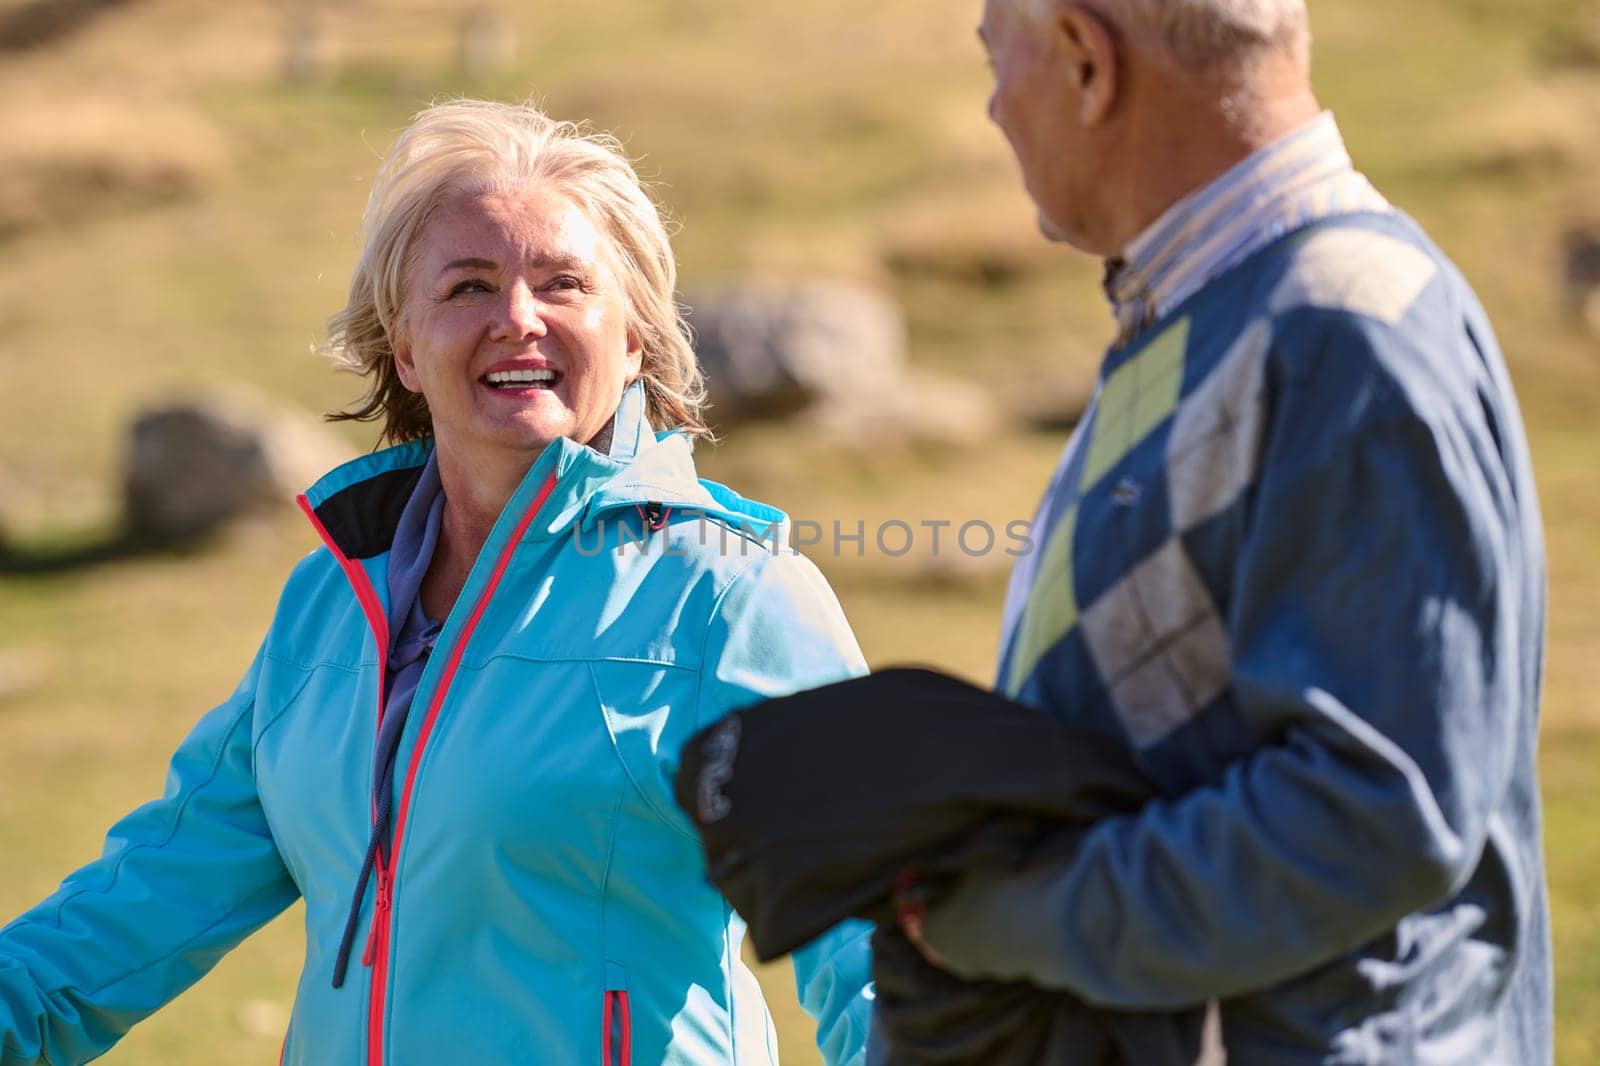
top-left (635, 502), bottom-right (669, 532)
top-left (362, 869), bottom-right (392, 967)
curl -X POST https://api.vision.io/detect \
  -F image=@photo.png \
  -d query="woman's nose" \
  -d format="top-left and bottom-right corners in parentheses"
top-left (492, 281), bottom-right (547, 342)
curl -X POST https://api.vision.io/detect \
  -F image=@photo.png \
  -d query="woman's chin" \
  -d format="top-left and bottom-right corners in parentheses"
top-left (440, 417), bottom-right (572, 460)
top-left (475, 389), bottom-right (579, 441)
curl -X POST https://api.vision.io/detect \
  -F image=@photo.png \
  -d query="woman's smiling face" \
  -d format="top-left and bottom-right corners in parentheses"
top-left (394, 185), bottom-right (642, 464)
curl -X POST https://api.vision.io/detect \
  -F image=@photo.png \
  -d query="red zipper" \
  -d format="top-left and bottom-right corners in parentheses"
top-left (298, 493), bottom-right (393, 1063)
top-left (297, 492), bottom-right (393, 831)
top-left (602, 989), bottom-right (631, 1066)
top-left (360, 867), bottom-right (391, 967)
top-left (296, 494), bottom-right (392, 804)
top-left (362, 863), bottom-right (393, 1061)
top-left (301, 474), bottom-right (558, 1066)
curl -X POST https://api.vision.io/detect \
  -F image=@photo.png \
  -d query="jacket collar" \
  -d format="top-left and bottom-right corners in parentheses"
top-left (300, 381), bottom-right (784, 560)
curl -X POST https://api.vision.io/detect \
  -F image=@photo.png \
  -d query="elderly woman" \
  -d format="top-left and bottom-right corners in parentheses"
top-left (0, 101), bottom-right (874, 1065)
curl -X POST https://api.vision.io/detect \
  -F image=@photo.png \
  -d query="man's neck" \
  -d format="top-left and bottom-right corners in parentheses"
top-left (1108, 84), bottom-right (1322, 256)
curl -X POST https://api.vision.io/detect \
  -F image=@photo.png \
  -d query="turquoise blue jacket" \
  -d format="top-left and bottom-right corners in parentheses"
top-left (0, 386), bottom-right (875, 1065)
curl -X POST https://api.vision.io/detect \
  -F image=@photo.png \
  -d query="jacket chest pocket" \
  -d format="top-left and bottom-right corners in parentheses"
top-left (603, 961), bottom-right (631, 1066)
top-left (591, 662), bottom-right (702, 834)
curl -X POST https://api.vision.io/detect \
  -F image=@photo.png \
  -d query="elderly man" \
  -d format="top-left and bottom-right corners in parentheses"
top-left (904, 0), bottom-right (1551, 1063)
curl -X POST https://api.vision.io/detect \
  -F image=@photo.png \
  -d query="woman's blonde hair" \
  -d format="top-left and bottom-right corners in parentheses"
top-left (324, 99), bottom-right (707, 444)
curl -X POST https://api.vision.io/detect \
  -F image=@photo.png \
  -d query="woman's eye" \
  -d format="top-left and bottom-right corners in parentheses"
top-left (449, 279), bottom-right (491, 297)
top-left (548, 274), bottom-right (585, 291)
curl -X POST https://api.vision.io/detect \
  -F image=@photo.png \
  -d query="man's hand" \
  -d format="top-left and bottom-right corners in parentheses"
top-left (892, 869), bottom-right (948, 970)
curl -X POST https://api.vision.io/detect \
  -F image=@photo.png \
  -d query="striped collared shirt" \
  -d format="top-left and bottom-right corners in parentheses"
top-left (1104, 112), bottom-right (1391, 345)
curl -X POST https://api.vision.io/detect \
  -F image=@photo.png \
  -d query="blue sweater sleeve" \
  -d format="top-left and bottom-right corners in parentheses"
top-left (697, 550), bottom-right (876, 1066)
top-left (917, 317), bottom-right (1532, 1006)
top-left (0, 648), bottom-right (300, 1064)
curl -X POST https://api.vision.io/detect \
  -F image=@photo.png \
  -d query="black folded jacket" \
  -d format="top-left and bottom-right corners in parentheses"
top-left (674, 667), bottom-right (1221, 1066)
top-left (676, 667), bottom-right (1152, 958)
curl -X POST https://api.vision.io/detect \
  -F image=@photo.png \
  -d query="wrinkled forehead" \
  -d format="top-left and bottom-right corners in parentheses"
top-left (429, 186), bottom-right (601, 258)
top-left (411, 184), bottom-right (620, 279)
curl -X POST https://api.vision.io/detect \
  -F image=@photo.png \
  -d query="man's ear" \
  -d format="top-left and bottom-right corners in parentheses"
top-left (1057, 4), bottom-right (1118, 125)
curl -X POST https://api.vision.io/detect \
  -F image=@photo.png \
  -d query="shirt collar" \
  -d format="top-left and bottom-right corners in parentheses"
top-left (385, 450), bottom-right (445, 656)
top-left (1103, 112), bottom-right (1389, 345)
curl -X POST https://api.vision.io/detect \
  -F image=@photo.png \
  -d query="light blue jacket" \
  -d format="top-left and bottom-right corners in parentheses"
top-left (0, 385), bottom-right (875, 1065)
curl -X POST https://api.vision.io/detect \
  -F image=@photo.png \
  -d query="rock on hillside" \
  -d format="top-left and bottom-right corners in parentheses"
top-left (0, 98), bottom-right (225, 241)
top-left (1565, 225), bottom-right (1600, 336)
top-left (123, 385), bottom-right (355, 544)
top-left (686, 280), bottom-right (907, 422)
top-left (686, 279), bottom-right (999, 444)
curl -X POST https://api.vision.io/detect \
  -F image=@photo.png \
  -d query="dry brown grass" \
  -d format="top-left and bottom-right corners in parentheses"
top-left (0, 97), bottom-right (227, 239)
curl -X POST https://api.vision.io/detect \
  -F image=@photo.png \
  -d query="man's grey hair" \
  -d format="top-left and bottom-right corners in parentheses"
top-left (1018, 0), bottom-right (1310, 73)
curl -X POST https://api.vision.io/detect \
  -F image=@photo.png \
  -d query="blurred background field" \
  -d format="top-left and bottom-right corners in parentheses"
top-left (1, 0), bottom-right (1598, 1062)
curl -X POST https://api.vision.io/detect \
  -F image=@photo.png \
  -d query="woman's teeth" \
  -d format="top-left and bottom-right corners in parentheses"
top-left (485, 368), bottom-right (557, 388)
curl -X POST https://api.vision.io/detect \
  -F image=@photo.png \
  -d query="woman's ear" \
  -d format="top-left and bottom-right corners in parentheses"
top-left (624, 332), bottom-right (645, 382)
top-left (393, 336), bottom-right (423, 394)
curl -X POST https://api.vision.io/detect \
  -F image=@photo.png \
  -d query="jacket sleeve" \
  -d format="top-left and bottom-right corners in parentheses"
top-left (917, 319), bottom-right (1534, 1006)
top-left (696, 550), bottom-right (876, 1066)
top-left (0, 647), bottom-right (300, 1064)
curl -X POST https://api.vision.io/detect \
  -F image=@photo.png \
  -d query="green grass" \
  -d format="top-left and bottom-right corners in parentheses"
top-left (2, 0), bottom-right (1599, 1062)
top-left (1546, 730), bottom-right (1600, 1065)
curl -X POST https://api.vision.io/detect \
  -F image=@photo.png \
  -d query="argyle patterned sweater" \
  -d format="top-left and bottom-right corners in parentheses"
top-left (922, 210), bottom-right (1551, 1065)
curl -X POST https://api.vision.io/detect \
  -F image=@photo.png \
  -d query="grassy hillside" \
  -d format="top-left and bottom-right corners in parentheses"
top-left (1, 0), bottom-right (1598, 1062)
